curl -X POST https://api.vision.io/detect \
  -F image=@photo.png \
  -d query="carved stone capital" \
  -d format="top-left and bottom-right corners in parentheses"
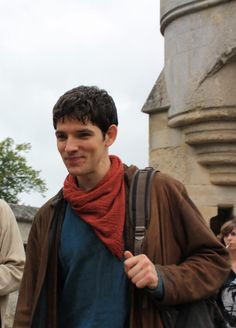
top-left (183, 115), bottom-right (236, 185)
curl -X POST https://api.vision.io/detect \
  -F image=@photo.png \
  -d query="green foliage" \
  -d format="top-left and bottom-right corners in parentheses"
top-left (0, 137), bottom-right (47, 204)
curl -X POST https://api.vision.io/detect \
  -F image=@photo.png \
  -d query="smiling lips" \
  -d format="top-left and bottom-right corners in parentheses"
top-left (65, 156), bottom-right (85, 165)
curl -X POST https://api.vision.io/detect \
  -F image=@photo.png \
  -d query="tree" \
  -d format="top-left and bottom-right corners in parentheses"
top-left (0, 137), bottom-right (47, 204)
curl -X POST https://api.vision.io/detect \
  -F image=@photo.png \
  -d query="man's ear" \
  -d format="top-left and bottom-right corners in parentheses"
top-left (105, 124), bottom-right (118, 147)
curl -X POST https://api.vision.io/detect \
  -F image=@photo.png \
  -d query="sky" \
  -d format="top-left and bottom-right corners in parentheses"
top-left (0, 0), bottom-right (164, 207)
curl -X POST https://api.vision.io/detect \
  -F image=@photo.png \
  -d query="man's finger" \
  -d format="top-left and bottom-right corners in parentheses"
top-left (124, 250), bottom-right (133, 259)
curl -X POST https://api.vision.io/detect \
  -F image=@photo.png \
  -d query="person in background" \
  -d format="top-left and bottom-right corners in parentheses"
top-left (14, 86), bottom-right (229, 328)
top-left (0, 199), bottom-right (25, 328)
top-left (217, 218), bottom-right (236, 328)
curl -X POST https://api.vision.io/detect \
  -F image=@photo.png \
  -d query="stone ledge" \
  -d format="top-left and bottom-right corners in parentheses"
top-left (160, 0), bottom-right (230, 34)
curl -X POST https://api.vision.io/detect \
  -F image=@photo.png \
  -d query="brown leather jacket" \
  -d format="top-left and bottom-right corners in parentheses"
top-left (13, 167), bottom-right (230, 328)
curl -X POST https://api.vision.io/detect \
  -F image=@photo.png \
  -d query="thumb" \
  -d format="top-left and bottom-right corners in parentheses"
top-left (124, 250), bottom-right (134, 259)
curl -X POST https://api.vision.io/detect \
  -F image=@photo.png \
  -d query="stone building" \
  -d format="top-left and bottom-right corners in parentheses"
top-left (143, 0), bottom-right (236, 232)
top-left (10, 203), bottom-right (37, 247)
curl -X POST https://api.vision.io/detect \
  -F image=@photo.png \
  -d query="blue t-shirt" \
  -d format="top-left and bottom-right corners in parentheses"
top-left (58, 204), bottom-right (129, 328)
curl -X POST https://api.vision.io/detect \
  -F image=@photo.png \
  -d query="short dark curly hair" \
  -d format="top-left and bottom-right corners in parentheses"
top-left (53, 86), bottom-right (118, 135)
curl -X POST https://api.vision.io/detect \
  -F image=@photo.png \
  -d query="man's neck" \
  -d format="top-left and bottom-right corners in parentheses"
top-left (76, 157), bottom-right (111, 191)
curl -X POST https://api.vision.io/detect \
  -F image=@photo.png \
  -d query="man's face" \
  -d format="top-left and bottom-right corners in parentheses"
top-left (55, 117), bottom-right (112, 182)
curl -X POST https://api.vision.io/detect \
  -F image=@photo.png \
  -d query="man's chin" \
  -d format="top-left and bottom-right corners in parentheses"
top-left (68, 168), bottom-right (88, 177)
top-left (67, 168), bottom-right (83, 176)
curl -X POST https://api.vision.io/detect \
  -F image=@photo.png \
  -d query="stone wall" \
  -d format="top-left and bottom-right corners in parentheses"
top-left (10, 203), bottom-right (37, 245)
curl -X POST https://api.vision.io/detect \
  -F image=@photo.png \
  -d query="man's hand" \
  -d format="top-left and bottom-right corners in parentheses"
top-left (124, 250), bottom-right (158, 289)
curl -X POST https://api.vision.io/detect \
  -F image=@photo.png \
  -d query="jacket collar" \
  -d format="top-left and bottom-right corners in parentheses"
top-left (51, 189), bottom-right (64, 207)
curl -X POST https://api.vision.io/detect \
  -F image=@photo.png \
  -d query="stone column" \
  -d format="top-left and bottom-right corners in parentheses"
top-left (143, 0), bottom-right (236, 221)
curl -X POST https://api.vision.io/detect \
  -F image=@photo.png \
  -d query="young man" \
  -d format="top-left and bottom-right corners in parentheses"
top-left (0, 199), bottom-right (25, 328)
top-left (14, 86), bottom-right (229, 328)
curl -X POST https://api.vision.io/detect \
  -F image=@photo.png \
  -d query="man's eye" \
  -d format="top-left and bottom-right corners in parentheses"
top-left (56, 134), bottom-right (67, 140)
top-left (78, 133), bottom-right (90, 138)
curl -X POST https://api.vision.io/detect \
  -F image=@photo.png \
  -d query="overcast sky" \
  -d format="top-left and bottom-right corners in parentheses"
top-left (0, 0), bottom-right (164, 207)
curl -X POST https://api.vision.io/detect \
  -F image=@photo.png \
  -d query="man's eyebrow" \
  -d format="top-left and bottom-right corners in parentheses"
top-left (55, 130), bottom-right (64, 136)
top-left (55, 128), bottom-right (94, 134)
top-left (77, 128), bottom-right (94, 133)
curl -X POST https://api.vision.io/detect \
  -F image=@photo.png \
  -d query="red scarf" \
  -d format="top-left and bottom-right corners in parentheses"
top-left (63, 155), bottom-right (125, 259)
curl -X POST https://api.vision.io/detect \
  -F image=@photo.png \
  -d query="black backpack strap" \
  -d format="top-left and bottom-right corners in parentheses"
top-left (129, 167), bottom-right (157, 255)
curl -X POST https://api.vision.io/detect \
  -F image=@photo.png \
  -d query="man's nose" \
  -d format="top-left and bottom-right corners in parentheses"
top-left (64, 137), bottom-right (79, 152)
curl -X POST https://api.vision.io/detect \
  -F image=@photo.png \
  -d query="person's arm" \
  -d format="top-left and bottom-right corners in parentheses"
top-left (154, 174), bottom-right (230, 305)
top-left (13, 197), bottom-right (56, 328)
top-left (13, 207), bottom-right (45, 328)
top-left (0, 199), bottom-right (25, 295)
top-left (124, 173), bottom-right (230, 305)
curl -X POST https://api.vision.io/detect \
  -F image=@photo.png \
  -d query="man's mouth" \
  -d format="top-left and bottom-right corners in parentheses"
top-left (65, 156), bottom-right (85, 165)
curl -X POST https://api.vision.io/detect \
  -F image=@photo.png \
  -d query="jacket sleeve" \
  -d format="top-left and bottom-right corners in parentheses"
top-left (153, 174), bottom-right (230, 305)
top-left (13, 199), bottom-right (55, 328)
top-left (0, 199), bottom-right (25, 296)
top-left (13, 207), bottom-right (44, 327)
